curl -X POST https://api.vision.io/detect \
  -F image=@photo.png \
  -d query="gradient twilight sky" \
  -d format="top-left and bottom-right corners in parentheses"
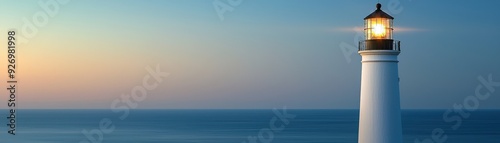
top-left (0, 0), bottom-right (499, 109)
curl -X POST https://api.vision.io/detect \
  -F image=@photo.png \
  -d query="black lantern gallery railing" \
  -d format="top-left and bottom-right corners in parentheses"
top-left (358, 40), bottom-right (400, 51)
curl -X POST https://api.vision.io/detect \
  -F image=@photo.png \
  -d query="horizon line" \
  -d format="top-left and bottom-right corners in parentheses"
top-left (2, 108), bottom-right (500, 110)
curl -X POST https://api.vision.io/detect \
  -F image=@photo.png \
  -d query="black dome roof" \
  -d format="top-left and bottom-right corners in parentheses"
top-left (364, 3), bottom-right (394, 20)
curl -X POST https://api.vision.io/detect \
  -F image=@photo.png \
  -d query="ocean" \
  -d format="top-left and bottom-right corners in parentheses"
top-left (0, 109), bottom-right (498, 143)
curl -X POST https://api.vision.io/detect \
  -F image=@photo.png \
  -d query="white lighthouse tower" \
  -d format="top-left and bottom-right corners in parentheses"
top-left (358, 3), bottom-right (402, 143)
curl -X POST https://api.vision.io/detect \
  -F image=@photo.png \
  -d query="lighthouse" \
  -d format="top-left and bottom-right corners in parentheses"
top-left (357, 3), bottom-right (402, 143)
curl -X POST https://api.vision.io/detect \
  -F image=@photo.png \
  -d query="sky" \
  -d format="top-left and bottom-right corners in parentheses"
top-left (0, 0), bottom-right (499, 109)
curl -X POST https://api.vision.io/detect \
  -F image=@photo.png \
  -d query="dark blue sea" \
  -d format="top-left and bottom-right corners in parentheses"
top-left (0, 109), bottom-right (499, 143)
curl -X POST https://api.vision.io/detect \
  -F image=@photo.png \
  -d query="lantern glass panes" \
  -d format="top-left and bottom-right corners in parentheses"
top-left (365, 18), bottom-right (393, 40)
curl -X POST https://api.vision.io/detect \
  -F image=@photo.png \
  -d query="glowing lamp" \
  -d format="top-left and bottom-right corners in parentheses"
top-left (364, 3), bottom-right (393, 40)
top-left (360, 3), bottom-right (399, 51)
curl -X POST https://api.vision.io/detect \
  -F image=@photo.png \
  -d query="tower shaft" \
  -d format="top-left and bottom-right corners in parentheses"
top-left (358, 50), bottom-right (402, 143)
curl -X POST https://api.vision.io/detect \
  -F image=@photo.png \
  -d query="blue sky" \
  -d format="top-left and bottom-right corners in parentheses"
top-left (0, 0), bottom-right (499, 109)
